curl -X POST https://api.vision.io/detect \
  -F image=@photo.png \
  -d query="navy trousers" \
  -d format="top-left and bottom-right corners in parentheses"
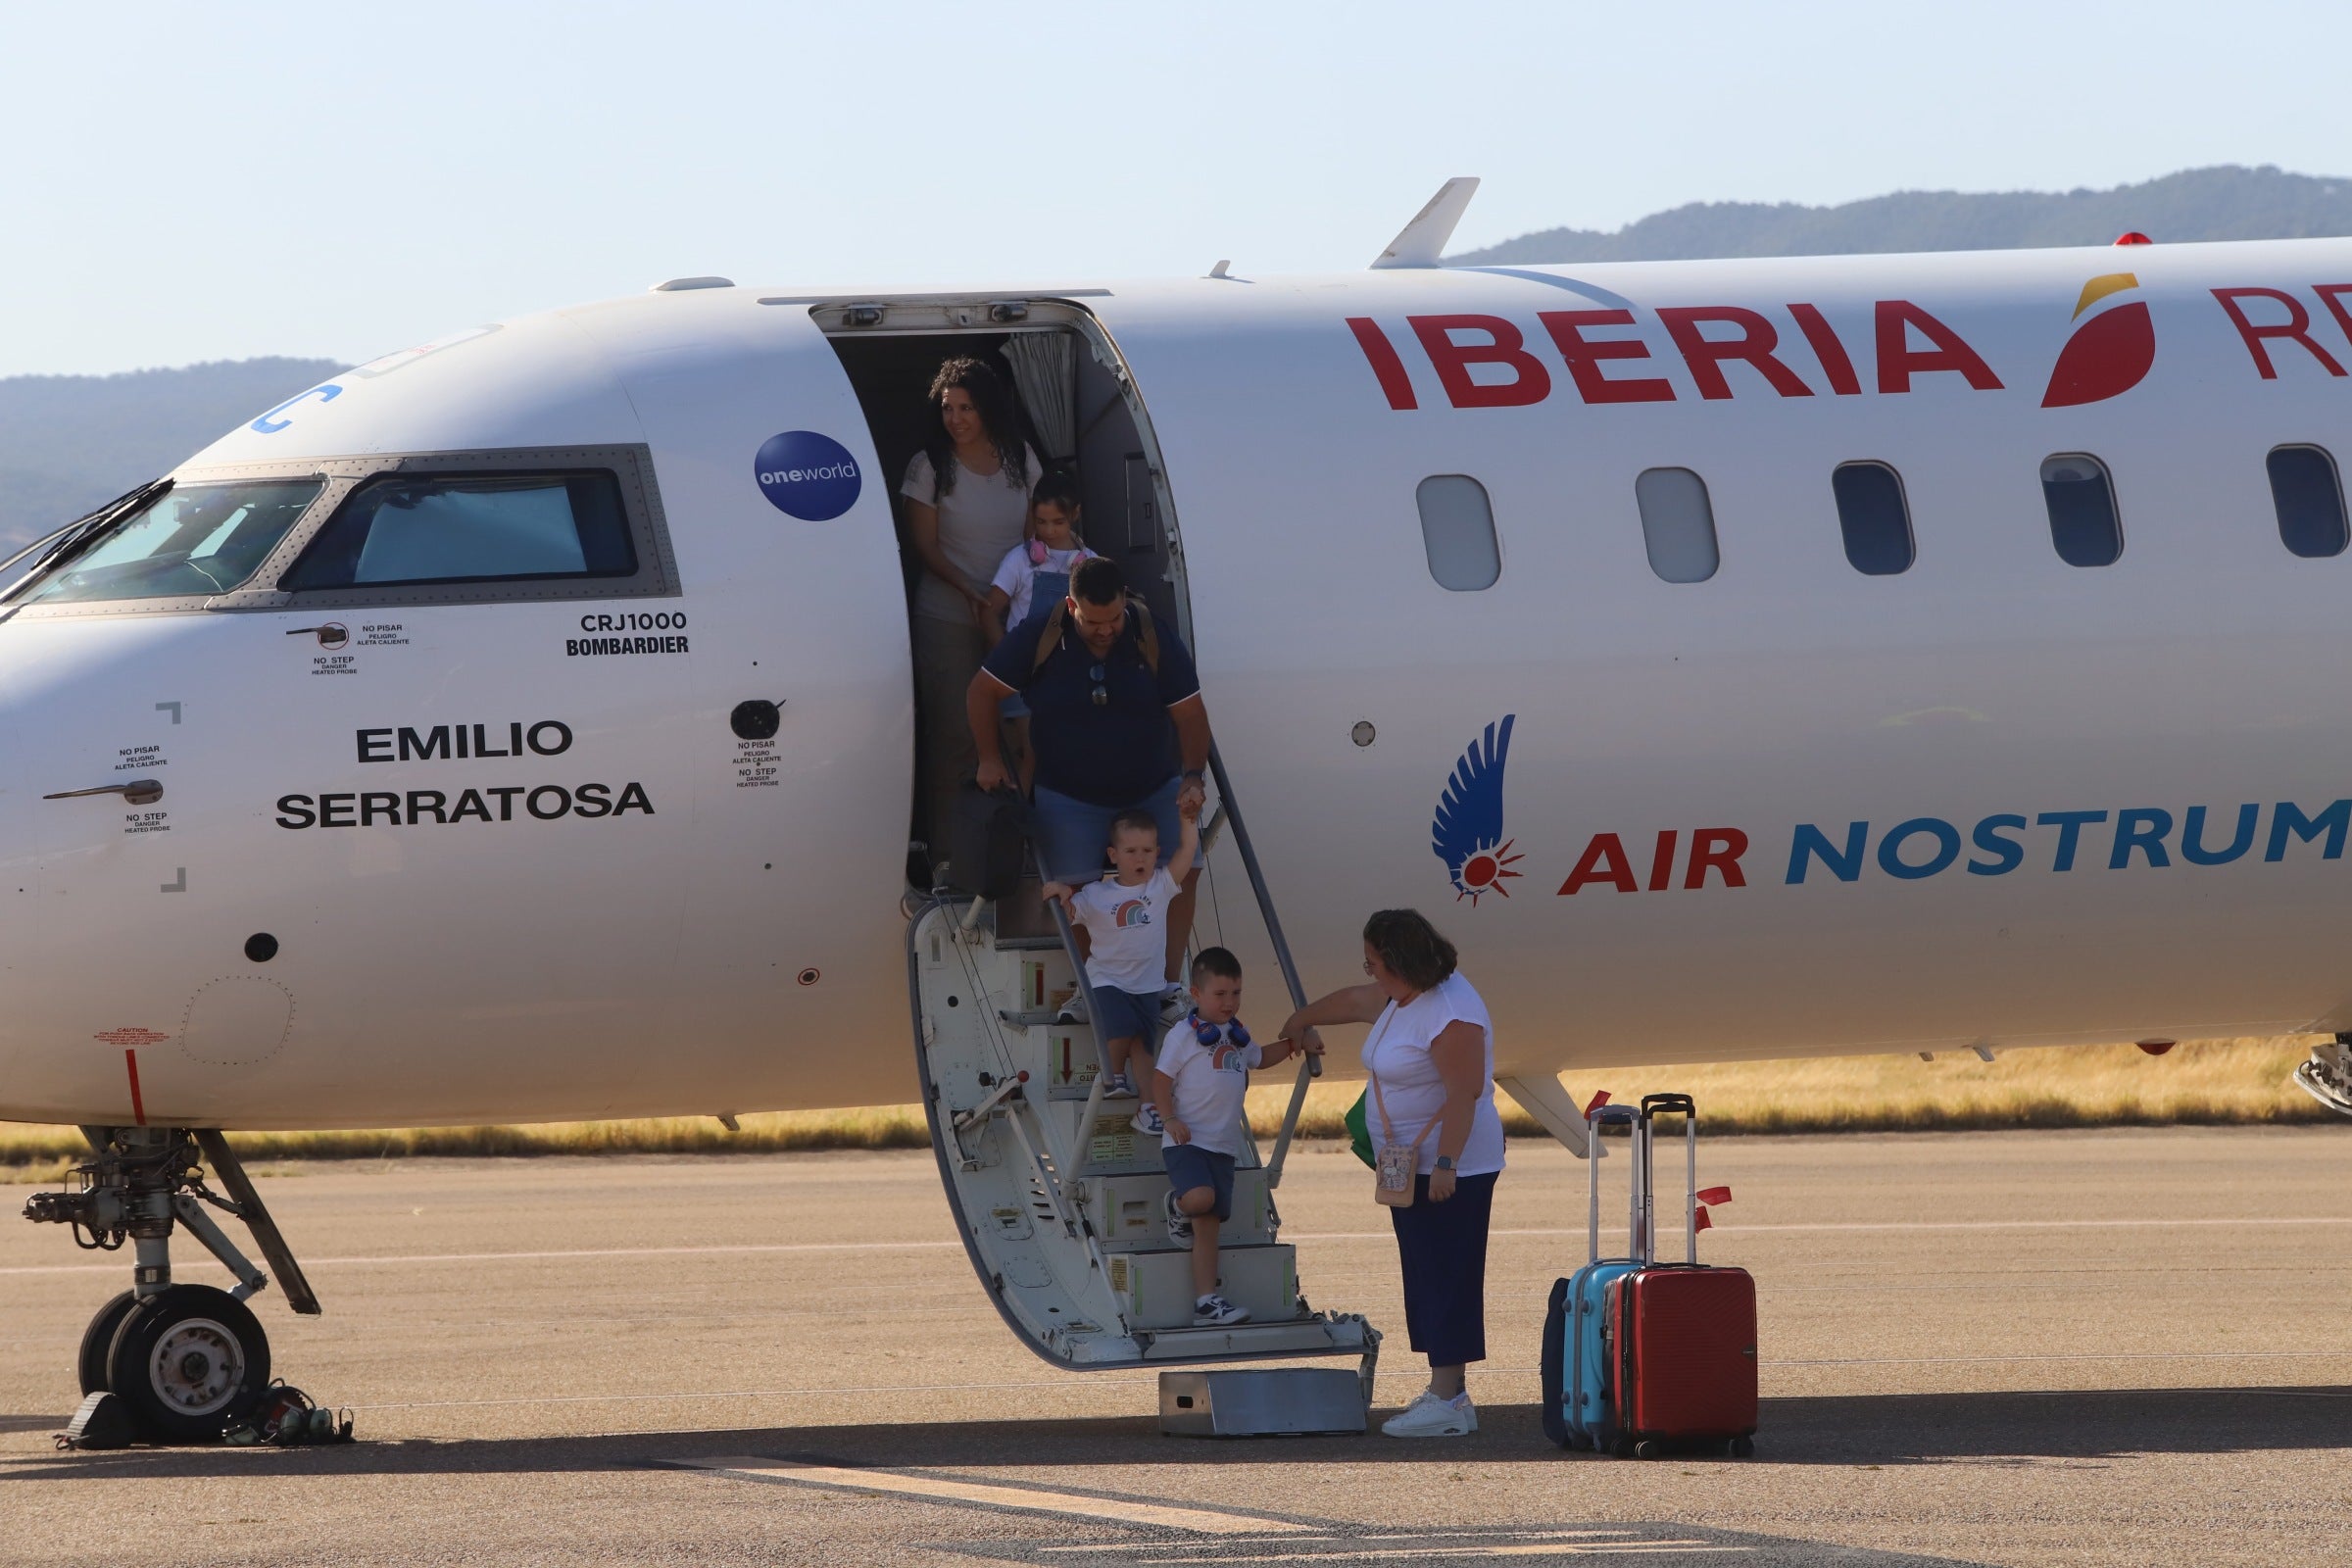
top-left (1388, 1170), bottom-right (1499, 1366)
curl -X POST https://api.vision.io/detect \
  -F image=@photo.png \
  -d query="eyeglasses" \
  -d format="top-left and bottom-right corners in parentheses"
top-left (1089, 663), bottom-right (1107, 707)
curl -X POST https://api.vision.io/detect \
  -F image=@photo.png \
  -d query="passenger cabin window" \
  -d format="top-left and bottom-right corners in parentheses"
top-left (8, 479), bottom-right (322, 605)
top-left (2268, 445), bottom-right (2348, 559)
top-left (283, 472), bottom-right (635, 590)
top-left (1831, 462), bottom-right (1914, 575)
top-left (1634, 467), bottom-right (1719, 583)
top-left (2040, 454), bottom-right (2122, 567)
top-left (1416, 474), bottom-right (1500, 590)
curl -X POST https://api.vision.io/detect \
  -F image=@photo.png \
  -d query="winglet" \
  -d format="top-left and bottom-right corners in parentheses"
top-left (1370, 177), bottom-right (1481, 270)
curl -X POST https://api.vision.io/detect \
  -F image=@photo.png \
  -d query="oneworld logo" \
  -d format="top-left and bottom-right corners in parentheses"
top-left (755, 430), bottom-right (862, 520)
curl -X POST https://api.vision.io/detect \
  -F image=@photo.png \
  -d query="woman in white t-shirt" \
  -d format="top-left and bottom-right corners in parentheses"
top-left (900, 357), bottom-right (1039, 865)
top-left (1280, 909), bottom-right (1503, 1440)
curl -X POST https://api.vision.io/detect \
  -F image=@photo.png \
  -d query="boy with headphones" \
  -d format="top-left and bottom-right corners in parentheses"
top-left (1152, 946), bottom-right (1322, 1326)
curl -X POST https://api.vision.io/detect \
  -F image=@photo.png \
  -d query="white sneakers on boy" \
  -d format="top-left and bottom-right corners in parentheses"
top-left (1056, 993), bottom-right (1091, 1025)
top-left (1380, 1390), bottom-right (1477, 1438)
top-left (1131, 1101), bottom-right (1165, 1137)
top-left (1163, 1190), bottom-right (1193, 1245)
top-left (1098, 1073), bottom-right (1136, 1099)
top-left (1193, 1294), bottom-right (1250, 1327)
top-left (1158, 986), bottom-right (1191, 1027)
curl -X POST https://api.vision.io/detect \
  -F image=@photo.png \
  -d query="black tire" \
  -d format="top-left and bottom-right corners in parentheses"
top-left (1730, 1436), bottom-right (1756, 1459)
top-left (1609, 1436), bottom-right (1636, 1459)
top-left (1635, 1439), bottom-right (1662, 1460)
top-left (77, 1292), bottom-right (139, 1396)
top-left (106, 1285), bottom-right (270, 1443)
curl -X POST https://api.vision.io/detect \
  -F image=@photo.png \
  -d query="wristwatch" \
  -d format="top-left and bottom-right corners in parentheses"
top-left (1434, 1155), bottom-right (1455, 1171)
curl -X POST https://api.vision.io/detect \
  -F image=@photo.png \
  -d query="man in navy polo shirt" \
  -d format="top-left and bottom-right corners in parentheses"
top-left (968, 558), bottom-right (1211, 985)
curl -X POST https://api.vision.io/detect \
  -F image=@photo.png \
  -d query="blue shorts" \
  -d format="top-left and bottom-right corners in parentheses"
top-left (1162, 1142), bottom-right (1236, 1220)
top-left (1033, 774), bottom-right (1184, 883)
top-left (1091, 986), bottom-right (1164, 1049)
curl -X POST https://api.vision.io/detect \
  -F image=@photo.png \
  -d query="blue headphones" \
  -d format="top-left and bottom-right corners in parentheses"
top-left (1190, 1013), bottom-right (1250, 1049)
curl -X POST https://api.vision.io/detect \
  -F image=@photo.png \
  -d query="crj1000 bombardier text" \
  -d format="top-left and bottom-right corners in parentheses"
top-left (7, 180), bottom-right (2351, 1436)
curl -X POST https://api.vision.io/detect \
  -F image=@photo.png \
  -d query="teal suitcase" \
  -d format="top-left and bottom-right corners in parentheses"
top-left (1541, 1102), bottom-right (1642, 1450)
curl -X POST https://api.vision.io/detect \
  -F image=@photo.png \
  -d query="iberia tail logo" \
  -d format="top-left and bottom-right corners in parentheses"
top-left (2041, 271), bottom-right (2156, 408)
top-left (1433, 714), bottom-right (1521, 906)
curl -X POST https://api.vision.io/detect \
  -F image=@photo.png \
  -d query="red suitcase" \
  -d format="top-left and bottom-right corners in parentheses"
top-left (1607, 1094), bottom-right (1757, 1457)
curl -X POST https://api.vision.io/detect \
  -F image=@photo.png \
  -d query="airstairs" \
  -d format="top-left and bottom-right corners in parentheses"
top-left (906, 754), bottom-right (1379, 1376)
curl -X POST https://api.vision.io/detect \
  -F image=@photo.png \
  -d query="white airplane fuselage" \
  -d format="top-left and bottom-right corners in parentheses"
top-left (7, 239), bottom-right (2352, 1131)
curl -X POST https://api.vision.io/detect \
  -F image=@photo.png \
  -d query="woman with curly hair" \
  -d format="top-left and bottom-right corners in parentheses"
top-left (1281, 908), bottom-right (1504, 1439)
top-left (901, 356), bottom-right (1039, 862)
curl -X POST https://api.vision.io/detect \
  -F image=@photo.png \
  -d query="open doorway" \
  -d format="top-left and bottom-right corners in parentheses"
top-left (813, 298), bottom-right (1190, 888)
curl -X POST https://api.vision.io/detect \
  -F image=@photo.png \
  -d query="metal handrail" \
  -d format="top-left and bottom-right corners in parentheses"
top-left (1206, 744), bottom-right (1319, 1190)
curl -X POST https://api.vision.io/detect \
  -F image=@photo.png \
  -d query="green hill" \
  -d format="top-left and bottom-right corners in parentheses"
top-left (0, 357), bottom-right (343, 555)
top-left (1447, 165), bottom-right (2352, 266)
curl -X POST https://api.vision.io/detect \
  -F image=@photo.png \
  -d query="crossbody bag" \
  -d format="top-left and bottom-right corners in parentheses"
top-left (1365, 1011), bottom-right (1443, 1208)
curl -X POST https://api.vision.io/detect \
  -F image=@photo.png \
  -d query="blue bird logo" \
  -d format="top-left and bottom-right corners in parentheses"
top-left (1432, 714), bottom-right (1523, 906)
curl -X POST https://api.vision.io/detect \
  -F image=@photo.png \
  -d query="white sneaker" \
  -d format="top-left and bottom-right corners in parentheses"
top-left (1164, 1190), bottom-right (1194, 1244)
top-left (1098, 1073), bottom-right (1135, 1100)
top-left (1131, 1101), bottom-right (1165, 1138)
top-left (1158, 987), bottom-right (1190, 1026)
top-left (1380, 1390), bottom-right (1476, 1438)
top-left (1193, 1294), bottom-right (1250, 1327)
top-left (1056, 992), bottom-right (1091, 1025)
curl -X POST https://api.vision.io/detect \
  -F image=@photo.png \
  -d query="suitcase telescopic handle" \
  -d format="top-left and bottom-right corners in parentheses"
top-left (1586, 1103), bottom-right (1639, 1264)
top-left (1638, 1094), bottom-right (1701, 1262)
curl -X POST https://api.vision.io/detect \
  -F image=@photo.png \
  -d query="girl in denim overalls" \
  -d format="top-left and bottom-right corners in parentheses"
top-left (982, 471), bottom-right (1097, 796)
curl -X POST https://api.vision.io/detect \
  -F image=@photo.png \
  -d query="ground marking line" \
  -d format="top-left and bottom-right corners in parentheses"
top-left (360, 1377), bottom-right (1162, 1410)
top-left (280, 1349), bottom-right (2352, 1415)
top-left (1130, 1544), bottom-right (1742, 1562)
top-left (6, 1213), bottom-right (2343, 1278)
top-left (1040, 1533), bottom-right (1650, 1552)
top-left (0, 1239), bottom-right (963, 1277)
top-left (679, 1456), bottom-right (1307, 1537)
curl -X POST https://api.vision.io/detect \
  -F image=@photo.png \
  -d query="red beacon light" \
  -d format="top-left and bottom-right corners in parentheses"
top-left (2115, 231), bottom-right (2154, 245)
top-left (2135, 1038), bottom-right (2177, 1055)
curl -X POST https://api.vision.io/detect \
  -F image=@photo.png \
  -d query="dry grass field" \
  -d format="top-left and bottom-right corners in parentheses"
top-left (1, 1038), bottom-right (2335, 1181)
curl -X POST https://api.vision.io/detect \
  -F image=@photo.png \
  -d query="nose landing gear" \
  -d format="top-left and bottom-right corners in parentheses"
top-left (23, 1127), bottom-right (317, 1444)
top-left (2293, 1035), bottom-right (2352, 1118)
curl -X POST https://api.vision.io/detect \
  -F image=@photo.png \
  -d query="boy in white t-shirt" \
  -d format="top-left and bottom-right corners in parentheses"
top-left (1046, 803), bottom-right (1200, 1136)
top-left (1152, 947), bottom-right (1319, 1326)
top-left (980, 474), bottom-right (1097, 796)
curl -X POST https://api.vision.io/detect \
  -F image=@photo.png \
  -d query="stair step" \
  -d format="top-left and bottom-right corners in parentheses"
top-left (1139, 1318), bottom-right (1372, 1359)
top-left (910, 899), bottom-right (1374, 1373)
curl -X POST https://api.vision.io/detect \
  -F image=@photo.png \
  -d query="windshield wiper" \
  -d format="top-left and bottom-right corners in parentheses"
top-left (0, 477), bottom-right (173, 601)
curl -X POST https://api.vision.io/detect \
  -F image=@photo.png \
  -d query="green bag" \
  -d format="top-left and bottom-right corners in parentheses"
top-left (1344, 1089), bottom-right (1377, 1169)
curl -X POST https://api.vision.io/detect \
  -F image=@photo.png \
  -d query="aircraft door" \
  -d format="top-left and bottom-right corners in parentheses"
top-left (567, 294), bottom-right (913, 1114)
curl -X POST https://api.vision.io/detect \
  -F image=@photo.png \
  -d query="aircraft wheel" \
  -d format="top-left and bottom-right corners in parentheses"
top-left (77, 1291), bottom-right (140, 1396)
top-left (106, 1285), bottom-right (270, 1442)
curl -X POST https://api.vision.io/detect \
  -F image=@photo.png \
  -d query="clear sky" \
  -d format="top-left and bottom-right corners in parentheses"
top-left (2, 0), bottom-right (2346, 377)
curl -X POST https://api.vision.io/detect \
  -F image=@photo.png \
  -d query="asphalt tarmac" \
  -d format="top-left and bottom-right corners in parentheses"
top-left (2, 1126), bottom-right (2348, 1567)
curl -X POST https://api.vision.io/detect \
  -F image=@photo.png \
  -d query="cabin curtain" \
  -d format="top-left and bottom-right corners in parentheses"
top-left (1004, 332), bottom-right (1079, 466)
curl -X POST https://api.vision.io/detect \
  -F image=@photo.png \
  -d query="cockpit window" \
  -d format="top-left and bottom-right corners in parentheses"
top-left (6, 480), bottom-right (322, 605)
top-left (281, 471), bottom-right (635, 590)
